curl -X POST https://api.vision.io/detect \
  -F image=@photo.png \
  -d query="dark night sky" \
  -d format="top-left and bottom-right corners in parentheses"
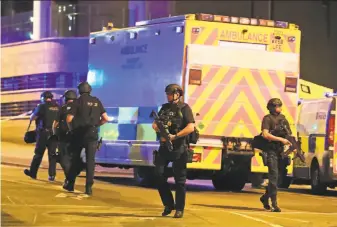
top-left (2, 0), bottom-right (336, 90)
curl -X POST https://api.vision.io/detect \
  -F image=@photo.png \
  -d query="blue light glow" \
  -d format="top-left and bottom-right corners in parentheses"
top-left (87, 66), bottom-right (104, 87)
top-left (325, 92), bottom-right (337, 97)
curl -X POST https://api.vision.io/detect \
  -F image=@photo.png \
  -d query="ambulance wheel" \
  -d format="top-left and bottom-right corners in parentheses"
top-left (310, 162), bottom-right (327, 195)
top-left (133, 167), bottom-right (156, 187)
top-left (228, 170), bottom-right (248, 192)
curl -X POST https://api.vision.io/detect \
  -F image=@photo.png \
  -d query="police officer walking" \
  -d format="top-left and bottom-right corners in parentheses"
top-left (64, 82), bottom-right (109, 195)
top-left (52, 90), bottom-right (82, 184)
top-left (24, 91), bottom-right (60, 181)
top-left (152, 84), bottom-right (195, 218)
top-left (260, 98), bottom-right (292, 212)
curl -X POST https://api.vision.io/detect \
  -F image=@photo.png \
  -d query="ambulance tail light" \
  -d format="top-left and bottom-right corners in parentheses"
top-left (327, 115), bottom-right (335, 147)
top-left (192, 153), bottom-right (202, 162)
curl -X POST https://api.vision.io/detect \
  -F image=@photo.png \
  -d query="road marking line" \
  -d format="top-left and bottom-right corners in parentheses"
top-left (3, 179), bottom-right (84, 194)
top-left (281, 211), bottom-right (337, 215)
top-left (239, 211), bottom-right (337, 215)
top-left (256, 213), bottom-right (310, 223)
top-left (231, 212), bottom-right (283, 227)
top-left (7, 196), bottom-right (15, 205)
top-left (33, 214), bottom-right (37, 224)
top-left (2, 204), bottom-right (109, 208)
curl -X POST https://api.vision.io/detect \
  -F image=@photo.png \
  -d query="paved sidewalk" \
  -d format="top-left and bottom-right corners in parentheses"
top-left (1, 142), bottom-right (133, 175)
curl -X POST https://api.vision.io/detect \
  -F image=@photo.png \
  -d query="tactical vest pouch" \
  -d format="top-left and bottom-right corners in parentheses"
top-left (189, 127), bottom-right (200, 144)
top-left (24, 121), bottom-right (36, 144)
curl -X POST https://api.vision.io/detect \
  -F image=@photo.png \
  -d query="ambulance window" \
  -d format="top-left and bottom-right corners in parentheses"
top-left (189, 69), bottom-right (202, 85)
top-left (301, 84), bottom-right (311, 94)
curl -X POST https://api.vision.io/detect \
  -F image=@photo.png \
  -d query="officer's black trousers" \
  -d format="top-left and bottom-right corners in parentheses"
top-left (68, 141), bottom-right (97, 186)
top-left (29, 130), bottom-right (57, 177)
top-left (264, 151), bottom-right (280, 205)
top-left (154, 146), bottom-right (187, 211)
top-left (58, 141), bottom-right (72, 179)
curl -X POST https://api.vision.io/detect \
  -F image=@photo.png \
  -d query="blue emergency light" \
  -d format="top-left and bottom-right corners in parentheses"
top-left (325, 92), bottom-right (337, 97)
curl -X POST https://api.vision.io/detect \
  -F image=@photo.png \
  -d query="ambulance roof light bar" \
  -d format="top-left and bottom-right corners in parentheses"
top-left (325, 92), bottom-right (337, 98)
top-left (195, 13), bottom-right (294, 29)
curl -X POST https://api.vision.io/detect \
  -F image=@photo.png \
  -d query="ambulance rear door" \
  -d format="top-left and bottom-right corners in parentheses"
top-left (295, 97), bottom-right (334, 180)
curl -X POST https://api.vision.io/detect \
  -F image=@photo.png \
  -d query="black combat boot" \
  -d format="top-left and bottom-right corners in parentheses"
top-left (260, 194), bottom-right (271, 210)
top-left (85, 185), bottom-right (92, 195)
top-left (271, 201), bottom-right (281, 212)
top-left (24, 169), bottom-right (36, 179)
top-left (173, 210), bottom-right (184, 218)
top-left (63, 179), bottom-right (74, 192)
top-left (162, 206), bottom-right (175, 216)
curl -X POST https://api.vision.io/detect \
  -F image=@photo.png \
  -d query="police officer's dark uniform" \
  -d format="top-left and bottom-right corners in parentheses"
top-left (260, 98), bottom-right (291, 212)
top-left (154, 84), bottom-right (195, 218)
top-left (54, 90), bottom-right (83, 182)
top-left (64, 82), bottom-right (106, 195)
top-left (24, 91), bottom-right (60, 181)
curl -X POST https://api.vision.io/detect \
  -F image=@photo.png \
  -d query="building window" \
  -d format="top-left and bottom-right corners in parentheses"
top-left (1, 72), bottom-right (87, 92)
top-left (1, 100), bottom-right (40, 117)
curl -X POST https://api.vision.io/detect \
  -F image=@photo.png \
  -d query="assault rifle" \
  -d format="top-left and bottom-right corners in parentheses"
top-left (150, 111), bottom-right (174, 152)
top-left (276, 120), bottom-right (305, 163)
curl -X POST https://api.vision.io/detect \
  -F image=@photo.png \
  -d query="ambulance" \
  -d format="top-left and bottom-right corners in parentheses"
top-left (287, 92), bottom-right (337, 194)
top-left (88, 13), bottom-right (302, 191)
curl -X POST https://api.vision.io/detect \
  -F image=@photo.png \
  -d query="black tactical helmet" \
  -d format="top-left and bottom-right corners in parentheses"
top-left (77, 81), bottom-right (92, 94)
top-left (267, 98), bottom-right (283, 112)
top-left (63, 90), bottom-right (77, 101)
top-left (40, 91), bottom-right (53, 99)
top-left (165, 84), bottom-right (183, 96)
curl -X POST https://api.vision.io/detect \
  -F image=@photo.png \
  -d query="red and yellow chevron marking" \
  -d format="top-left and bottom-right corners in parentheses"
top-left (187, 65), bottom-right (298, 138)
top-left (187, 145), bottom-right (222, 170)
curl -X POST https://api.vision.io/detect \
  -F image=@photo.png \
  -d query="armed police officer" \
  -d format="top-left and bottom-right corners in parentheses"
top-left (52, 90), bottom-right (82, 185)
top-left (64, 82), bottom-right (109, 195)
top-left (24, 91), bottom-right (60, 181)
top-left (152, 84), bottom-right (195, 218)
top-left (260, 98), bottom-right (292, 212)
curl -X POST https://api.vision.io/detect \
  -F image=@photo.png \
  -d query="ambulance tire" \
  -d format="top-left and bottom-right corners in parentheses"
top-left (228, 173), bottom-right (247, 192)
top-left (133, 167), bottom-right (156, 188)
top-left (310, 162), bottom-right (327, 195)
top-left (212, 172), bottom-right (247, 192)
